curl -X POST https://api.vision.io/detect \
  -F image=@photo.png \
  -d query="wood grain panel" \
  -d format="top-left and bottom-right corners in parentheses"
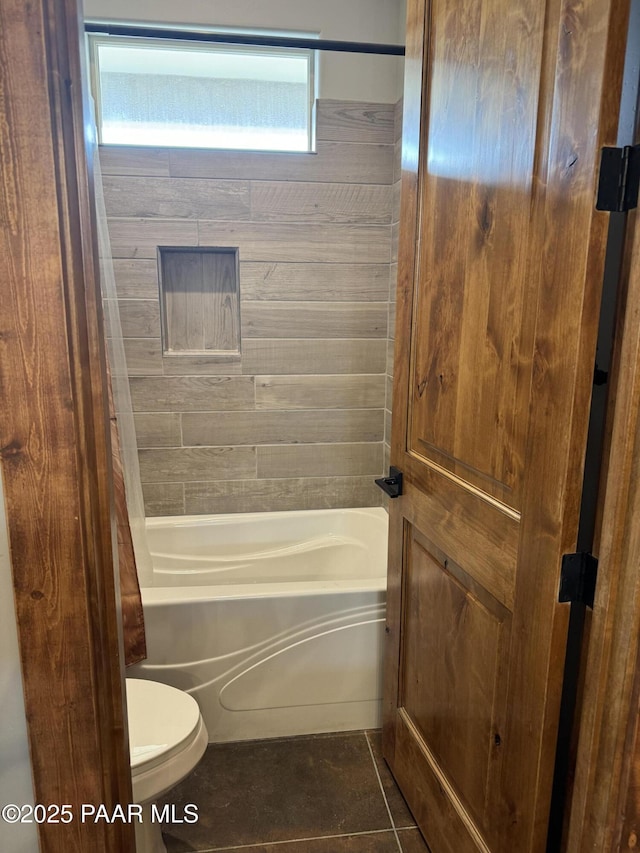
top-left (139, 446), bottom-right (256, 482)
top-left (256, 375), bottom-right (385, 410)
top-left (203, 251), bottom-right (239, 352)
top-left (130, 376), bottom-right (255, 412)
top-left (115, 261), bottom-right (391, 303)
top-left (382, 0), bottom-right (436, 781)
top-left (112, 259), bottom-right (159, 299)
top-left (99, 145), bottom-right (170, 176)
top-left (117, 299), bottom-right (161, 338)
top-left (241, 302), bottom-right (387, 339)
top-left (257, 442), bottom-right (382, 478)
top-left (250, 181), bottom-right (391, 224)
top-left (241, 339), bottom-right (387, 375)
top-left (108, 218), bottom-right (198, 259)
top-left (619, 715), bottom-right (640, 852)
top-left (240, 262), bottom-right (390, 301)
top-left (197, 221), bottom-right (391, 264)
top-left (183, 476), bottom-right (382, 515)
top-left (403, 467), bottom-right (517, 612)
top-left (567, 139), bottom-right (640, 853)
top-left (134, 413), bottom-right (181, 447)
top-left (162, 250), bottom-right (203, 352)
top-left (0, 0), bottom-right (134, 847)
top-left (393, 713), bottom-right (489, 853)
top-left (161, 353), bottom-right (243, 376)
top-left (168, 141), bottom-right (394, 184)
top-left (182, 409), bottom-right (384, 446)
top-left (100, 102), bottom-right (396, 517)
top-left (494, 1), bottom-right (627, 845)
top-left (160, 249), bottom-right (240, 355)
top-left (141, 482), bottom-right (185, 516)
top-left (402, 530), bottom-right (509, 828)
top-left (123, 338), bottom-right (163, 375)
top-left (406, 0), bottom-right (545, 508)
top-left (385, 0), bottom-right (629, 850)
top-left (103, 176), bottom-right (250, 220)
top-left (316, 100), bottom-right (395, 143)
top-left (621, 718), bottom-right (640, 852)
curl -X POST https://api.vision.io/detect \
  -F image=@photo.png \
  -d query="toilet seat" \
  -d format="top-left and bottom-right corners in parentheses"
top-left (126, 678), bottom-right (208, 805)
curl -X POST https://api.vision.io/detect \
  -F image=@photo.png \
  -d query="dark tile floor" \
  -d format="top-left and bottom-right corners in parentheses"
top-left (160, 730), bottom-right (431, 852)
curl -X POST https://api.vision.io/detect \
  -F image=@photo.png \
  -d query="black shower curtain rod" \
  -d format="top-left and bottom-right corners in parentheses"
top-left (84, 22), bottom-right (405, 56)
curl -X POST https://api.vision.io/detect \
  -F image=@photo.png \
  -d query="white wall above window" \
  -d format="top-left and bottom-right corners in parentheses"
top-left (83, 0), bottom-right (405, 102)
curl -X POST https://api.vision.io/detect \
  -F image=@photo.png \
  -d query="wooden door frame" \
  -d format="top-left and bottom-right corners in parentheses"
top-left (2, 0), bottom-right (640, 851)
top-left (566, 205), bottom-right (640, 849)
top-left (0, 0), bottom-right (134, 850)
top-left (564, 11), bottom-right (640, 848)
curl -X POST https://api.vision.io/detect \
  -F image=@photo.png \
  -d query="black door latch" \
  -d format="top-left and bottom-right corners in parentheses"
top-left (375, 467), bottom-right (403, 498)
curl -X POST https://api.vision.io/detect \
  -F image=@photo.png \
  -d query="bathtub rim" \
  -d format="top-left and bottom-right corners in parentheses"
top-left (142, 505), bottom-right (389, 603)
top-left (145, 505), bottom-right (388, 531)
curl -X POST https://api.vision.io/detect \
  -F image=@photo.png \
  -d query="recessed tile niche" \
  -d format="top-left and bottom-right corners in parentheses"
top-left (158, 246), bottom-right (240, 359)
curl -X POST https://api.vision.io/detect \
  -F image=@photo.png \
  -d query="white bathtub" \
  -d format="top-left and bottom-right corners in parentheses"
top-left (128, 507), bottom-right (388, 743)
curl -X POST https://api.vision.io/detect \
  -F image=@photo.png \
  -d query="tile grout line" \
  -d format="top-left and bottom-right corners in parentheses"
top-left (365, 731), bottom-right (404, 853)
top-left (178, 827), bottom-right (400, 853)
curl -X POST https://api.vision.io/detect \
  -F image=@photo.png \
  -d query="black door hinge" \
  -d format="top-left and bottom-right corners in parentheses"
top-left (596, 144), bottom-right (640, 212)
top-left (559, 552), bottom-right (599, 608)
top-left (593, 362), bottom-right (608, 386)
top-left (375, 466), bottom-right (403, 498)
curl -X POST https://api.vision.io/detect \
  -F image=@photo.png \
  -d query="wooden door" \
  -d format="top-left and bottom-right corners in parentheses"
top-left (383, 1), bottom-right (630, 851)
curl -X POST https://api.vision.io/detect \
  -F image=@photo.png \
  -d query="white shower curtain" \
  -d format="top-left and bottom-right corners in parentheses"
top-left (91, 138), bottom-right (152, 665)
top-left (91, 133), bottom-right (154, 591)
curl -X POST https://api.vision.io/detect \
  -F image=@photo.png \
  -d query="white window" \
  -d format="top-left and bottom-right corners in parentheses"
top-left (89, 35), bottom-right (316, 152)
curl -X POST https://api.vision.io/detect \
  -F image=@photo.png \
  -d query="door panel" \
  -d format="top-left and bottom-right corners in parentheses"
top-left (384, 0), bottom-right (630, 850)
top-left (402, 525), bottom-right (511, 827)
top-left (405, 470), bottom-right (518, 609)
top-left (408, 0), bottom-right (545, 509)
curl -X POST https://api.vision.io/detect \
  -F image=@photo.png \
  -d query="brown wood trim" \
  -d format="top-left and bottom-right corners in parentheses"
top-left (566, 14), bottom-right (640, 845)
top-left (0, 0), bottom-right (134, 850)
top-left (567, 207), bottom-right (640, 851)
top-left (381, 0), bottom-right (428, 768)
top-left (619, 661), bottom-right (640, 852)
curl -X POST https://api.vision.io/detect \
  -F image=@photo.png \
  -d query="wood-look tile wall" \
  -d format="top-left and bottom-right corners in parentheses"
top-left (102, 99), bottom-right (399, 515)
top-left (384, 100), bottom-right (403, 476)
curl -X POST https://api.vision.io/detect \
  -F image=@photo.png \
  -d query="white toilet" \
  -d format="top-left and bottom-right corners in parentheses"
top-left (126, 678), bottom-right (208, 853)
